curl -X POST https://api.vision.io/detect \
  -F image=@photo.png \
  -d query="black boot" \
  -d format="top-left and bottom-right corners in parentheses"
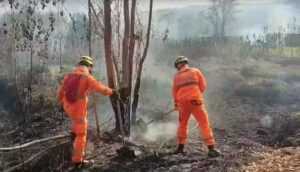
top-left (174, 144), bottom-right (185, 154)
top-left (207, 145), bottom-right (221, 158)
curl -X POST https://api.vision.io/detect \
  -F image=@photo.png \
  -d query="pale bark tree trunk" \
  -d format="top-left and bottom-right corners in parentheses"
top-left (125, 0), bottom-right (137, 134)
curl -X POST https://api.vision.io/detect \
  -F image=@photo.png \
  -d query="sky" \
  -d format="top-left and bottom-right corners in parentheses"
top-left (0, 0), bottom-right (297, 14)
top-left (139, 0), bottom-right (290, 10)
top-left (0, 0), bottom-right (299, 39)
top-left (61, 0), bottom-right (292, 12)
top-left (142, 0), bottom-right (300, 39)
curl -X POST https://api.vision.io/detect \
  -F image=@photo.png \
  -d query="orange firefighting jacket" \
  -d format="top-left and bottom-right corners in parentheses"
top-left (57, 66), bottom-right (113, 108)
top-left (173, 66), bottom-right (206, 106)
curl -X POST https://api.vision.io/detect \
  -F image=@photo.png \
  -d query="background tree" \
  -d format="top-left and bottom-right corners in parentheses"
top-left (0, 0), bottom-right (61, 122)
top-left (131, 0), bottom-right (153, 124)
top-left (204, 0), bottom-right (238, 41)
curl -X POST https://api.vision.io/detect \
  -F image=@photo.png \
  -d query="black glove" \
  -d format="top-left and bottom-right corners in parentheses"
top-left (119, 87), bottom-right (129, 99)
top-left (110, 89), bottom-right (119, 101)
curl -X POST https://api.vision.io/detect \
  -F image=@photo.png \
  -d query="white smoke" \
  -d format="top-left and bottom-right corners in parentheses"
top-left (260, 115), bottom-right (273, 128)
top-left (143, 122), bottom-right (177, 141)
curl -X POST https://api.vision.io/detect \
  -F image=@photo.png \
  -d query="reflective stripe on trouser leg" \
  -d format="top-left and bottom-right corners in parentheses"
top-left (191, 103), bottom-right (215, 146)
top-left (177, 136), bottom-right (188, 144)
top-left (202, 136), bottom-right (215, 146)
top-left (177, 102), bottom-right (192, 145)
top-left (72, 149), bottom-right (84, 163)
top-left (72, 118), bottom-right (88, 163)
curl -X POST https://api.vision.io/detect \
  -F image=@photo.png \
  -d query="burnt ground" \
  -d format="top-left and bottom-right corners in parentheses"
top-left (83, 129), bottom-right (268, 172)
top-left (1, 95), bottom-right (299, 172)
top-left (1, 56), bottom-right (300, 172)
top-left (69, 96), bottom-right (299, 172)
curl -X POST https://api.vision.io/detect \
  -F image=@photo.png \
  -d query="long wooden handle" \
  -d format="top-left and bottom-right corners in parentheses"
top-left (146, 108), bottom-right (177, 125)
top-left (162, 108), bottom-right (177, 116)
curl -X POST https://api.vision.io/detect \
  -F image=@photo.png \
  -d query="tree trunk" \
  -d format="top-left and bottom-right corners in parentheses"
top-left (88, 0), bottom-right (101, 137)
top-left (124, 0), bottom-right (137, 135)
top-left (103, 0), bottom-right (129, 136)
top-left (58, 3), bottom-right (62, 73)
top-left (12, 29), bottom-right (26, 122)
top-left (220, 19), bottom-right (226, 42)
top-left (14, 60), bottom-right (25, 122)
top-left (220, 0), bottom-right (226, 40)
top-left (131, 0), bottom-right (153, 124)
top-left (104, 0), bottom-right (114, 85)
top-left (114, 0), bottom-right (131, 136)
top-left (103, 0), bottom-right (115, 91)
top-left (117, 0), bottom-right (121, 58)
top-left (88, 0), bottom-right (92, 56)
top-left (103, 0), bottom-right (117, 129)
top-left (122, 0), bottom-right (130, 85)
top-left (29, 41), bottom-right (33, 113)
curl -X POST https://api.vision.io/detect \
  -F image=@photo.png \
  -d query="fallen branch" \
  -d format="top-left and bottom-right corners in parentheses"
top-left (0, 134), bottom-right (70, 152)
top-left (4, 140), bottom-right (69, 172)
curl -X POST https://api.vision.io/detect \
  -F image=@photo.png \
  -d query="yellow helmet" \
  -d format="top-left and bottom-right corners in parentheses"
top-left (175, 56), bottom-right (189, 68)
top-left (79, 56), bottom-right (93, 66)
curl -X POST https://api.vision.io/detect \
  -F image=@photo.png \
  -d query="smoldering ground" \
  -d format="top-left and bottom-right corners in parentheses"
top-left (84, 44), bottom-right (300, 143)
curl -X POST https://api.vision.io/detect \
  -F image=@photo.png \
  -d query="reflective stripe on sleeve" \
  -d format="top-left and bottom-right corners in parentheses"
top-left (177, 81), bottom-right (199, 88)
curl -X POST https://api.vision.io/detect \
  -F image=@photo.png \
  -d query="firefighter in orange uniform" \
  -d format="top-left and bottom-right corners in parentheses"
top-left (57, 56), bottom-right (116, 167)
top-left (173, 56), bottom-right (220, 157)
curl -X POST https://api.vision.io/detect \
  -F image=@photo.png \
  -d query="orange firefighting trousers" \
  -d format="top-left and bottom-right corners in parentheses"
top-left (63, 99), bottom-right (88, 163)
top-left (177, 100), bottom-right (215, 146)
